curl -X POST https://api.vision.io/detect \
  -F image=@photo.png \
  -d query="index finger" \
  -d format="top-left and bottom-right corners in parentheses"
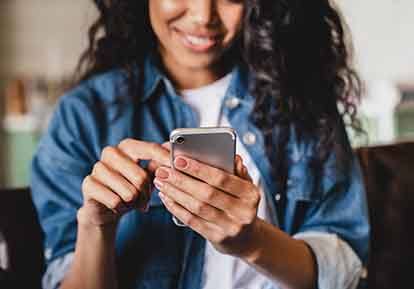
top-left (118, 139), bottom-right (170, 167)
top-left (147, 141), bottom-right (172, 174)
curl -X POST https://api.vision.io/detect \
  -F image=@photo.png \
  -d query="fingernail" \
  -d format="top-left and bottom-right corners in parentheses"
top-left (153, 178), bottom-right (164, 190)
top-left (156, 168), bottom-right (169, 179)
top-left (159, 192), bottom-right (172, 205)
top-left (174, 157), bottom-right (188, 169)
top-left (159, 191), bottom-right (166, 201)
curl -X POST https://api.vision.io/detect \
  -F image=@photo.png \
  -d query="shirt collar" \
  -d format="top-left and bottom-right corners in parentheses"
top-left (141, 53), bottom-right (164, 102)
top-left (140, 53), bottom-right (253, 104)
top-left (226, 61), bottom-right (252, 103)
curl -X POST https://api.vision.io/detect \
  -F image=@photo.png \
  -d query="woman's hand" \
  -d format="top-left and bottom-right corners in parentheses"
top-left (78, 139), bottom-right (170, 230)
top-left (154, 155), bottom-right (262, 258)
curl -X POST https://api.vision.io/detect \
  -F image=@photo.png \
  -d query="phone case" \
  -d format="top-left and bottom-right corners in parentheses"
top-left (170, 127), bottom-right (236, 173)
top-left (169, 127), bottom-right (237, 226)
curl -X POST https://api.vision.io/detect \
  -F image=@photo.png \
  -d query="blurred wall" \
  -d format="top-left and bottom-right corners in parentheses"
top-left (0, 0), bottom-right (413, 185)
top-left (0, 0), bottom-right (96, 80)
top-left (0, 0), bottom-right (96, 187)
top-left (1, 0), bottom-right (412, 93)
top-left (338, 0), bottom-right (414, 84)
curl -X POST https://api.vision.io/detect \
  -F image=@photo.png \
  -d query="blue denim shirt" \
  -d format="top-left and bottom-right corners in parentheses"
top-left (30, 57), bottom-right (369, 289)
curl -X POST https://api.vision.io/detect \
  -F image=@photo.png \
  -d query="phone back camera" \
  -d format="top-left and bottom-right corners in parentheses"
top-left (175, 136), bottom-right (185, 144)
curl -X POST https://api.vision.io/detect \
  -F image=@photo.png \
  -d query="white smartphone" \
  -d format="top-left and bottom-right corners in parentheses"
top-left (169, 127), bottom-right (236, 226)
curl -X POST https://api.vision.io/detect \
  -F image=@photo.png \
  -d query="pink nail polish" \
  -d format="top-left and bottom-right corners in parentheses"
top-left (153, 178), bottom-right (164, 190)
top-left (156, 168), bottom-right (169, 179)
top-left (174, 157), bottom-right (188, 169)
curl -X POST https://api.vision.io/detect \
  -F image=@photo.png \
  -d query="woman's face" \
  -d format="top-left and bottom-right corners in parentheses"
top-left (149, 0), bottom-right (244, 73)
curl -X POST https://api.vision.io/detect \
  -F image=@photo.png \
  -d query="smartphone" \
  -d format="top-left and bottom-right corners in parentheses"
top-left (169, 127), bottom-right (236, 226)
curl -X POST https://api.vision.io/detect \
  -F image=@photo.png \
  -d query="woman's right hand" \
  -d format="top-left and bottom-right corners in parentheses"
top-left (78, 139), bottom-right (170, 230)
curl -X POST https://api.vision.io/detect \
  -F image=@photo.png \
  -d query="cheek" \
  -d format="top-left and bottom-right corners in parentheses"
top-left (220, 7), bottom-right (244, 39)
top-left (149, 0), bottom-right (184, 35)
top-left (149, 0), bottom-right (184, 23)
top-left (155, 0), bottom-right (182, 15)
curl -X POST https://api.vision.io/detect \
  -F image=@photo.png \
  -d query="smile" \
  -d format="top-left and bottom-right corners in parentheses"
top-left (175, 29), bottom-right (219, 52)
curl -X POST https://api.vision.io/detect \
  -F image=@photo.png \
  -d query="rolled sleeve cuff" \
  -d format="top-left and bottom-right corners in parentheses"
top-left (294, 232), bottom-right (363, 289)
top-left (42, 252), bottom-right (74, 289)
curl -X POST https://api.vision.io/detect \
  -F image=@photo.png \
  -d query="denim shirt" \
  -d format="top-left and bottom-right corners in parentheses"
top-left (30, 57), bottom-right (369, 289)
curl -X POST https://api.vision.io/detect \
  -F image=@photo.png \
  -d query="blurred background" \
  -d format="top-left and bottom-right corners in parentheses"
top-left (0, 0), bottom-right (413, 188)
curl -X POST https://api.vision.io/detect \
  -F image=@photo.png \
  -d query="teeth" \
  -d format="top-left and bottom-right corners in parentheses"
top-left (185, 35), bottom-right (211, 45)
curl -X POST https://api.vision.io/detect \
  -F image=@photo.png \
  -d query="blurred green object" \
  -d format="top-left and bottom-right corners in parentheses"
top-left (0, 130), bottom-right (40, 188)
top-left (348, 114), bottom-right (377, 148)
top-left (396, 102), bottom-right (414, 140)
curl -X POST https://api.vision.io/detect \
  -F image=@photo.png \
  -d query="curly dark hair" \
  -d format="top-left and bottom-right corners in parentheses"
top-left (76, 0), bottom-right (362, 215)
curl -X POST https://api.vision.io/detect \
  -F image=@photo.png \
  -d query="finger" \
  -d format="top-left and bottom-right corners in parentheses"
top-left (172, 155), bottom-right (254, 196)
top-left (161, 141), bottom-right (171, 151)
top-left (154, 166), bottom-right (246, 219)
top-left (147, 159), bottom-right (166, 175)
top-left (235, 155), bottom-right (244, 177)
top-left (235, 154), bottom-right (243, 165)
top-left (118, 139), bottom-right (170, 166)
top-left (235, 155), bottom-right (252, 182)
top-left (101, 146), bottom-right (151, 194)
top-left (242, 165), bottom-right (253, 182)
top-left (82, 176), bottom-right (127, 214)
top-left (145, 141), bottom-right (172, 174)
top-left (158, 192), bottom-right (222, 241)
top-left (154, 178), bottom-right (234, 228)
top-left (92, 162), bottom-right (139, 203)
top-left (78, 199), bottom-right (119, 226)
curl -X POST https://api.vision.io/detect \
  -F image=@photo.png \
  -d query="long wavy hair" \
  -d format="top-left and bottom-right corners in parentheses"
top-left (76, 0), bottom-right (362, 209)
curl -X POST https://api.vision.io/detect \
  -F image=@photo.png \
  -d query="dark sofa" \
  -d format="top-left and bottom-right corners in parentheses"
top-left (0, 142), bottom-right (413, 289)
top-left (357, 142), bottom-right (414, 289)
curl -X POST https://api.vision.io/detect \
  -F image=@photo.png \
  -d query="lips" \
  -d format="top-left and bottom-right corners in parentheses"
top-left (174, 28), bottom-right (220, 53)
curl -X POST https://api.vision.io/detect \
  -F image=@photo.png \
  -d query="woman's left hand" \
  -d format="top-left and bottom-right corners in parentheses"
top-left (153, 154), bottom-right (261, 258)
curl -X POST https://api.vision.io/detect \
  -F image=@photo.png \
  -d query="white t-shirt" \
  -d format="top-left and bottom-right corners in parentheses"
top-left (180, 73), bottom-right (274, 289)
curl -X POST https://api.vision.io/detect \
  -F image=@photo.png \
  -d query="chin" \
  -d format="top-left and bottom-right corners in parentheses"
top-left (178, 54), bottom-right (220, 70)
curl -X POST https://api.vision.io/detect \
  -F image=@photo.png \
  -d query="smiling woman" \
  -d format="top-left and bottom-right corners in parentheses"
top-left (30, 1), bottom-right (369, 289)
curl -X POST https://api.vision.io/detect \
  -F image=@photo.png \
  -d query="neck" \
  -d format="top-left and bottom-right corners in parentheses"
top-left (159, 55), bottom-right (234, 91)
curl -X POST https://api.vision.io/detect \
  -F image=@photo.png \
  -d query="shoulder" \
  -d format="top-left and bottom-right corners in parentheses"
top-left (50, 69), bottom-right (134, 132)
top-left (62, 69), bottom-right (131, 107)
top-left (35, 70), bottom-right (130, 165)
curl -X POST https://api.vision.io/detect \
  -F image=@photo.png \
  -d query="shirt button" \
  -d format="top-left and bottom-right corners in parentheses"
top-left (361, 267), bottom-right (368, 279)
top-left (225, 97), bottom-right (240, 109)
top-left (243, 132), bottom-right (256, 145)
top-left (44, 248), bottom-right (52, 260)
top-left (275, 194), bottom-right (282, 202)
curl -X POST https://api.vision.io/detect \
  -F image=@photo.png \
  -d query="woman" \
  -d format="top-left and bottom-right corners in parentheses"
top-left (31, 1), bottom-right (369, 289)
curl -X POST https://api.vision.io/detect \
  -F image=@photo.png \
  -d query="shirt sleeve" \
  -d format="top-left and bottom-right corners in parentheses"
top-left (30, 89), bottom-right (98, 269)
top-left (42, 253), bottom-right (74, 289)
top-left (282, 124), bottom-right (370, 289)
top-left (0, 233), bottom-right (8, 270)
top-left (294, 232), bottom-right (363, 289)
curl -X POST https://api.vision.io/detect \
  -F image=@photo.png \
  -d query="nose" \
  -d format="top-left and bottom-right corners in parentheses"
top-left (189, 0), bottom-right (218, 26)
